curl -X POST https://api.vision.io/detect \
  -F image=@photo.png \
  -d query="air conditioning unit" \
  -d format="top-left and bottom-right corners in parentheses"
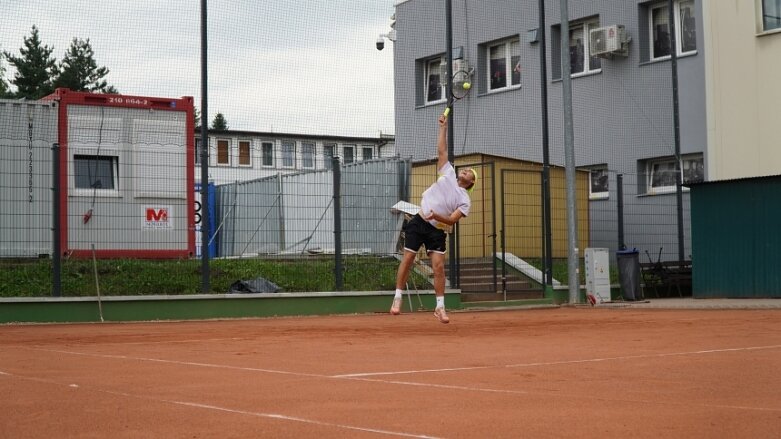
top-left (589, 25), bottom-right (630, 58)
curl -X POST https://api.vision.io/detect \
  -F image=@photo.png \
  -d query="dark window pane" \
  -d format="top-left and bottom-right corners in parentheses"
top-left (262, 142), bottom-right (273, 166)
top-left (652, 7), bottom-right (671, 58)
top-left (511, 55), bottom-right (521, 85)
top-left (680, 1), bottom-right (697, 52)
top-left (74, 155), bottom-right (115, 189)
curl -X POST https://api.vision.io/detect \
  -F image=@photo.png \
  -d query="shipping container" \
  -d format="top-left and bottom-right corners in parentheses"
top-left (42, 89), bottom-right (195, 259)
top-left (0, 100), bottom-right (58, 257)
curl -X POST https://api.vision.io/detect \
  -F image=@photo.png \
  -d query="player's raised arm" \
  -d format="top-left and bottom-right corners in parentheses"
top-left (437, 115), bottom-right (448, 170)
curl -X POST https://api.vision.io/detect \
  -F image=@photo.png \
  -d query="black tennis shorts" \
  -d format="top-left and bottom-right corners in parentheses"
top-left (404, 214), bottom-right (446, 254)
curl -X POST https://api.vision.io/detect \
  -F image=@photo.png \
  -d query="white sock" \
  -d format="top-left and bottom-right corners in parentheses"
top-left (436, 296), bottom-right (445, 309)
top-left (394, 289), bottom-right (403, 299)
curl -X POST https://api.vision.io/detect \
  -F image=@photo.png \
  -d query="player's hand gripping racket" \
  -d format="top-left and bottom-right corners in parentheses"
top-left (442, 70), bottom-right (472, 119)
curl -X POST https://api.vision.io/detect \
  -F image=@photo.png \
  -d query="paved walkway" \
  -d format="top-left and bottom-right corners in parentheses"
top-left (595, 297), bottom-right (781, 309)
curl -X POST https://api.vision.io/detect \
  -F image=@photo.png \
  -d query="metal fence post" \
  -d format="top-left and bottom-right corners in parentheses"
top-left (51, 143), bottom-right (61, 297)
top-left (332, 156), bottom-right (343, 291)
top-left (617, 174), bottom-right (625, 250)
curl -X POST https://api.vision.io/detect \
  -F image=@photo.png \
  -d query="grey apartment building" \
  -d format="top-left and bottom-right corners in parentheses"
top-left (389, 0), bottom-right (705, 262)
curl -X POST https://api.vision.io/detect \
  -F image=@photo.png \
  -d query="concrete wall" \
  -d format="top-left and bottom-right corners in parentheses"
top-left (702, 1), bottom-right (781, 181)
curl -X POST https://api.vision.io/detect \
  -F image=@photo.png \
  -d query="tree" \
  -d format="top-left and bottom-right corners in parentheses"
top-left (3, 26), bottom-right (57, 99)
top-left (193, 106), bottom-right (201, 129)
top-left (211, 113), bottom-right (228, 131)
top-left (53, 38), bottom-right (117, 94)
top-left (0, 54), bottom-right (9, 98)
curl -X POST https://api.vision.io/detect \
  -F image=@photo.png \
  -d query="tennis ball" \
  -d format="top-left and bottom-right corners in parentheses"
top-left (462, 82), bottom-right (471, 90)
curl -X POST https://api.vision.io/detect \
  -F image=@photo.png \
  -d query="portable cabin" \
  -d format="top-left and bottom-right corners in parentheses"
top-left (42, 89), bottom-right (195, 258)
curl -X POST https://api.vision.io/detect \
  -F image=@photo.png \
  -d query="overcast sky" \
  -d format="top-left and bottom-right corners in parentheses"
top-left (2, 0), bottom-right (396, 137)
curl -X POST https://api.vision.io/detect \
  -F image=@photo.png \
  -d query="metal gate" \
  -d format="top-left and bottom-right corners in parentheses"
top-left (499, 168), bottom-right (545, 295)
top-left (453, 161), bottom-right (496, 290)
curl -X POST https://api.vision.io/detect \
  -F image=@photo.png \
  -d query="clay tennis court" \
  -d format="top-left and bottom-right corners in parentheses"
top-left (2, 307), bottom-right (780, 438)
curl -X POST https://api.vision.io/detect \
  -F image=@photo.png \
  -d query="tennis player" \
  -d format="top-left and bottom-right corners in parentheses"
top-left (391, 114), bottom-right (477, 323)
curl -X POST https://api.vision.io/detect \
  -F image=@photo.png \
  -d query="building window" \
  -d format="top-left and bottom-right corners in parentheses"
top-left (488, 38), bottom-right (521, 91)
top-left (238, 140), bottom-right (251, 166)
top-left (552, 18), bottom-right (601, 79)
top-left (588, 167), bottom-right (609, 200)
top-left (761, 0), bottom-right (781, 32)
top-left (323, 143), bottom-right (336, 170)
top-left (74, 155), bottom-right (118, 190)
top-left (649, 0), bottom-right (697, 60)
top-left (216, 139), bottom-right (229, 165)
top-left (681, 156), bottom-right (705, 184)
top-left (261, 142), bottom-right (274, 167)
top-left (645, 154), bottom-right (704, 194)
top-left (302, 142), bottom-right (315, 168)
top-left (282, 140), bottom-right (295, 168)
top-left (194, 138), bottom-right (202, 165)
top-left (569, 20), bottom-right (601, 76)
top-left (425, 57), bottom-right (445, 104)
top-left (362, 146), bottom-right (373, 161)
top-left (343, 145), bottom-right (355, 164)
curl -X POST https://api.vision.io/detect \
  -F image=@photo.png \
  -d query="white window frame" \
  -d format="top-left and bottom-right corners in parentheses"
top-left (281, 140), bottom-right (296, 168)
top-left (568, 20), bottom-right (601, 77)
top-left (194, 138), bottom-right (202, 165)
top-left (237, 140), bottom-right (252, 167)
top-left (588, 167), bottom-right (609, 200)
top-left (646, 154), bottom-right (703, 194)
top-left (215, 139), bottom-right (230, 166)
top-left (72, 153), bottom-right (120, 197)
top-left (261, 141), bottom-right (274, 167)
top-left (361, 146), bottom-right (373, 161)
top-left (649, 0), bottom-right (697, 61)
top-left (302, 142), bottom-right (315, 169)
top-left (424, 57), bottom-right (445, 105)
top-left (343, 144), bottom-right (355, 164)
top-left (758, 0), bottom-right (781, 33)
top-left (323, 143), bottom-right (336, 170)
top-left (487, 38), bottom-right (521, 92)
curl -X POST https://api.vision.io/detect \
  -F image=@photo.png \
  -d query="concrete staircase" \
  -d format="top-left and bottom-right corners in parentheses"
top-left (445, 258), bottom-right (548, 304)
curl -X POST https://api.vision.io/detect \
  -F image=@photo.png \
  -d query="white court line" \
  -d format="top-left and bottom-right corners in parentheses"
top-left (0, 370), bottom-right (438, 439)
top-left (106, 337), bottom-right (248, 345)
top-left (334, 344), bottom-right (781, 378)
top-left (170, 401), bottom-right (440, 438)
top-left (20, 344), bottom-right (781, 413)
top-left (343, 376), bottom-right (781, 413)
top-left (27, 347), bottom-right (324, 378)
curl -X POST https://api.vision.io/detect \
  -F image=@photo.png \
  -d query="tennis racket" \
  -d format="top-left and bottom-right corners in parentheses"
top-left (442, 70), bottom-right (472, 118)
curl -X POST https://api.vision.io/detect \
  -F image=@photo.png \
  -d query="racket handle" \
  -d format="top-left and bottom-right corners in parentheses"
top-left (443, 107), bottom-right (451, 118)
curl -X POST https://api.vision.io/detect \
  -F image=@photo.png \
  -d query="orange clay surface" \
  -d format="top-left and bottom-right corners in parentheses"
top-left (1, 307), bottom-right (780, 438)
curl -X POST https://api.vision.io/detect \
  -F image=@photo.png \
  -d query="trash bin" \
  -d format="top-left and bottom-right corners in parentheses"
top-left (616, 248), bottom-right (643, 301)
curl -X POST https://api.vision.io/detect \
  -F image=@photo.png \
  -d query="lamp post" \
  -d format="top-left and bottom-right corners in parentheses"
top-left (200, 0), bottom-right (210, 292)
top-left (559, 0), bottom-right (579, 304)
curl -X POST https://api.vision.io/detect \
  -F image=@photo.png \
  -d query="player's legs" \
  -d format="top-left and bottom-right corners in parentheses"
top-left (395, 249), bottom-right (417, 290)
top-left (392, 217), bottom-right (425, 315)
top-left (390, 249), bottom-right (417, 315)
top-left (429, 251), bottom-right (445, 297)
top-left (428, 251), bottom-right (449, 323)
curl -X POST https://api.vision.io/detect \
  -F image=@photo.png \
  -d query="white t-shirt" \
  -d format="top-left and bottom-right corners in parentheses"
top-left (420, 162), bottom-right (471, 230)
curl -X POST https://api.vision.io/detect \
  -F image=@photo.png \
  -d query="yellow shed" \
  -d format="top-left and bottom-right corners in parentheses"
top-left (410, 154), bottom-right (590, 260)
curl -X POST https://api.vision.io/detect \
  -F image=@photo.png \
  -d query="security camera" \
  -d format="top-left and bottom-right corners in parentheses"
top-left (376, 35), bottom-right (385, 51)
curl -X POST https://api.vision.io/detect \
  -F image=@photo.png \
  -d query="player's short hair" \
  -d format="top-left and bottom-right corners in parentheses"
top-left (466, 168), bottom-right (478, 192)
